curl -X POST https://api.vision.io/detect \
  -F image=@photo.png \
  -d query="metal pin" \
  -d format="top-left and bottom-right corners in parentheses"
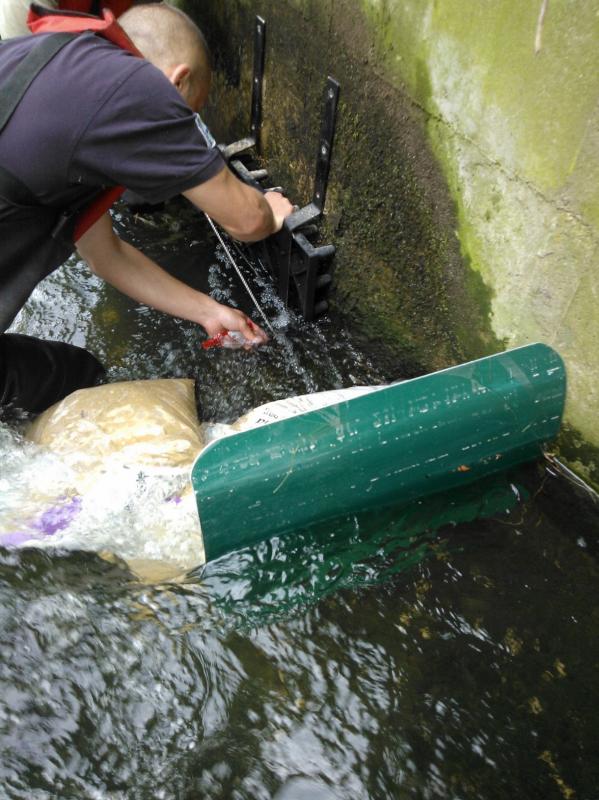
top-left (204, 214), bottom-right (275, 335)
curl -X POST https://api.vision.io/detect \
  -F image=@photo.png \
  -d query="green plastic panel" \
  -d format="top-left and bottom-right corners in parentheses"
top-left (192, 343), bottom-right (566, 561)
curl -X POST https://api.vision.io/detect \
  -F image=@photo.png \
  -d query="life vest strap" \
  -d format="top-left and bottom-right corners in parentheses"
top-left (0, 29), bottom-right (121, 243)
top-left (73, 186), bottom-right (125, 241)
top-left (27, 3), bottom-right (142, 57)
top-left (22, 4), bottom-right (142, 239)
top-left (0, 32), bottom-right (75, 135)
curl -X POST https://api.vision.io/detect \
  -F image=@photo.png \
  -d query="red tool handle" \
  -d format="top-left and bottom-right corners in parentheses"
top-left (201, 331), bottom-right (229, 350)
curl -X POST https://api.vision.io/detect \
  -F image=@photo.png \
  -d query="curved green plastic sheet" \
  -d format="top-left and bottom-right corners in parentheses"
top-left (192, 343), bottom-right (566, 561)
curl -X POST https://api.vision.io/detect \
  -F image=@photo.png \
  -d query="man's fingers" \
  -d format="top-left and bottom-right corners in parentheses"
top-left (244, 317), bottom-right (269, 344)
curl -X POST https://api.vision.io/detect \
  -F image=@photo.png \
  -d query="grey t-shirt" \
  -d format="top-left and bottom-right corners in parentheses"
top-left (0, 31), bottom-right (225, 205)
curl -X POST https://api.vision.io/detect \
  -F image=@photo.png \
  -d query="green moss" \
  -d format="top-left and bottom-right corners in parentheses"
top-left (557, 425), bottom-right (599, 494)
top-left (357, 0), bottom-right (599, 202)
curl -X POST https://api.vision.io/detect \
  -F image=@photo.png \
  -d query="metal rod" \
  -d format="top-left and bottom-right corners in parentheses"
top-left (204, 213), bottom-right (275, 334)
top-left (227, 236), bottom-right (271, 281)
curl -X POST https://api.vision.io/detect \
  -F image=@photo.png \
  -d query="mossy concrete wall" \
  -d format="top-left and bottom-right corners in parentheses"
top-left (177, 0), bottom-right (599, 483)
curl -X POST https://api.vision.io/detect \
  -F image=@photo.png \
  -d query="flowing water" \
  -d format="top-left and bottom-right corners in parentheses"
top-left (1, 203), bottom-right (599, 799)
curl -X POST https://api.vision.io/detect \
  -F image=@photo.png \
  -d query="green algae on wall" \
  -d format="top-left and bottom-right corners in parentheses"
top-left (177, 0), bottom-right (599, 480)
top-left (355, 0), bottom-right (599, 474)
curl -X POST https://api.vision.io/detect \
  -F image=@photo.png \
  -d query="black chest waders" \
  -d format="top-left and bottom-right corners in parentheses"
top-left (0, 33), bottom-right (106, 415)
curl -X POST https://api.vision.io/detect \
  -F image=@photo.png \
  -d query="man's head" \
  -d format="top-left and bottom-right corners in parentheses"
top-left (118, 3), bottom-right (211, 111)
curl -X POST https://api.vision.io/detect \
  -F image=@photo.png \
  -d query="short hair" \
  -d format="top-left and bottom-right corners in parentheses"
top-left (119, 2), bottom-right (211, 86)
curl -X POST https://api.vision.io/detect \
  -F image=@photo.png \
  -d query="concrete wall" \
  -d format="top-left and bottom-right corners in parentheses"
top-left (177, 0), bottom-right (599, 484)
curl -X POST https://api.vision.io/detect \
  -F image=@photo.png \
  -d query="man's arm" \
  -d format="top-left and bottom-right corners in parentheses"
top-left (76, 213), bottom-right (268, 343)
top-left (183, 167), bottom-right (293, 242)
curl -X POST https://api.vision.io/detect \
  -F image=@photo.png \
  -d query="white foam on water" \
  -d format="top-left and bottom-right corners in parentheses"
top-left (1, 220), bottom-right (390, 579)
top-left (0, 423), bottom-right (205, 575)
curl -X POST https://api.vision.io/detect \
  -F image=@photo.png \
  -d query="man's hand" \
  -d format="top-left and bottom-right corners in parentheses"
top-left (263, 191), bottom-right (294, 233)
top-left (184, 168), bottom-right (294, 242)
top-left (201, 302), bottom-right (269, 348)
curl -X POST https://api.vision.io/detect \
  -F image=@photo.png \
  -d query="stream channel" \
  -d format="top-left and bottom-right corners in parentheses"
top-left (1, 201), bottom-right (599, 799)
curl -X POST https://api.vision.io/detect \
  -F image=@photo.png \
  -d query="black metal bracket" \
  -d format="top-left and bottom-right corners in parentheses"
top-left (250, 15), bottom-right (266, 153)
top-left (219, 15), bottom-right (265, 165)
top-left (265, 76), bottom-right (339, 319)
top-left (221, 17), bottom-right (340, 321)
top-left (314, 77), bottom-right (340, 211)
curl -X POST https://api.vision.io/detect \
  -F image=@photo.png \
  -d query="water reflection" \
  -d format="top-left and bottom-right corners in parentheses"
top-left (196, 473), bottom-right (522, 629)
top-left (1, 204), bottom-right (598, 799)
top-left (1, 461), bottom-right (598, 798)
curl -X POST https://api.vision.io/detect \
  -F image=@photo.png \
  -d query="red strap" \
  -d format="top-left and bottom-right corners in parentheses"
top-left (73, 186), bottom-right (125, 242)
top-left (27, 6), bottom-right (142, 57)
top-left (100, 0), bottom-right (134, 17)
top-left (26, 5), bottom-right (142, 240)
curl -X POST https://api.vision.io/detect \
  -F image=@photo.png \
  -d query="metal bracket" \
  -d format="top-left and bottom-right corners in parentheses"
top-left (219, 16), bottom-right (265, 161)
top-left (269, 76), bottom-right (339, 319)
top-left (283, 76), bottom-right (340, 234)
top-left (314, 77), bottom-right (340, 211)
top-left (220, 18), bottom-right (340, 321)
top-left (250, 16), bottom-right (266, 153)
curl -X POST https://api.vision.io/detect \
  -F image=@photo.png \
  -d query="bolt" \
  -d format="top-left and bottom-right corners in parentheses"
top-left (328, 88), bottom-right (335, 100)
top-left (321, 145), bottom-right (328, 156)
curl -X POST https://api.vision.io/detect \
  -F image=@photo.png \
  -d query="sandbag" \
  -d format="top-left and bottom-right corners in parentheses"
top-left (21, 379), bottom-right (206, 578)
top-left (17, 380), bottom-right (379, 578)
top-left (27, 378), bottom-right (204, 486)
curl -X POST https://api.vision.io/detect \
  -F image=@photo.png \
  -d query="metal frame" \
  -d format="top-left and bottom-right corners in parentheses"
top-left (250, 15), bottom-right (266, 153)
top-left (220, 17), bottom-right (340, 320)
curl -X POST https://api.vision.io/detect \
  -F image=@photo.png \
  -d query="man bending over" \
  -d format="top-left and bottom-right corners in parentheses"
top-left (0, 2), bottom-right (293, 412)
